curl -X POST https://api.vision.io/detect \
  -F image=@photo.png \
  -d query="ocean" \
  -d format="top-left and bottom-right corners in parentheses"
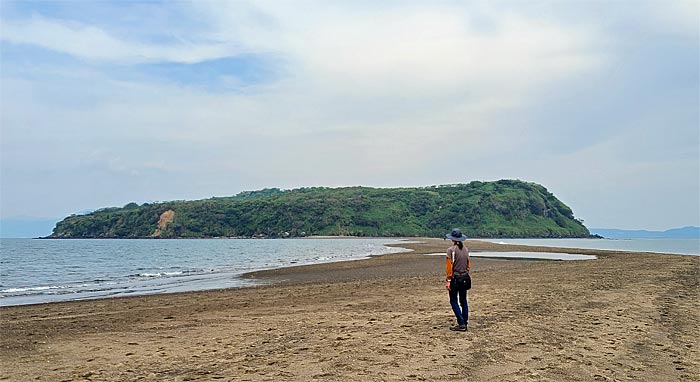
top-left (478, 238), bottom-right (700, 256)
top-left (2, 237), bottom-right (697, 307)
top-left (0, 238), bottom-right (409, 306)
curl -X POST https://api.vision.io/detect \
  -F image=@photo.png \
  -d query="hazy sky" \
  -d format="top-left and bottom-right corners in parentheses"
top-left (1, 0), bottom-right (698, 230)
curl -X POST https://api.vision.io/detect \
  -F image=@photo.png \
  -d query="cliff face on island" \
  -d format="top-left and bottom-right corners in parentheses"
top-left (49, 180), bottom-right (590, 239)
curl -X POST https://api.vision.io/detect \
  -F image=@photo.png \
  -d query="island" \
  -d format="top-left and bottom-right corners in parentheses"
top-left (48, 179), bottom-right (590, 239)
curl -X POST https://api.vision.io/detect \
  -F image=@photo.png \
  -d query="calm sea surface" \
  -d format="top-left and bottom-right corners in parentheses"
top-left (0, 238), bottom-right (409, 306)
top-left (479, 238), bottom-right (700, 256)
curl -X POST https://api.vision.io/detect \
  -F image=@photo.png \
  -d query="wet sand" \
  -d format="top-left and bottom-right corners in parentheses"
top-left (1, 238), bottom-right (698, 381)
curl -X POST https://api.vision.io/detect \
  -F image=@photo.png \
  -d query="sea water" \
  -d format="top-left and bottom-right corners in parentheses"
top-left (0, 238), bottom-right (409, 306)
top-left (478, 238), bottom-right (699, 256)
top-left (424, 251), bottom-right (597, 260)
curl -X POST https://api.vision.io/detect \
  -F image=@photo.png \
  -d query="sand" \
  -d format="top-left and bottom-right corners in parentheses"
top-left (1, 238), bottom-right (698, 381)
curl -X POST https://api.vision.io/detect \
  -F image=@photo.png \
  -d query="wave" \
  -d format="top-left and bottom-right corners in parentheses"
top-left (1, 285), bottom-right (67, 293)
top-left (137, 271), bottom-right (184, 278)
top-left (131, 268), bottom-right (211, 278)
top-left (1, 238), bottom-right (412, 305)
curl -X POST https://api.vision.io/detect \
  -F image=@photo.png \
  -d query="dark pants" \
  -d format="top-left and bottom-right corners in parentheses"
top-left (449, 280), bottom-right (469, 325)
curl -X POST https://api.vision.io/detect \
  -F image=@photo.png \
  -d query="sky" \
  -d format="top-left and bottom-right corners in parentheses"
top-left (1, 0), bottom-right (698, 232)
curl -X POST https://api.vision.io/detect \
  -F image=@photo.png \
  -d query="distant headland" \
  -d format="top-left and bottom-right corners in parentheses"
top-left (48, 180), bottom-right (591, 239)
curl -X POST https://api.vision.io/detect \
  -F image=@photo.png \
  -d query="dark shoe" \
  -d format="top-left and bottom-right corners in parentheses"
top-left (449, 324), bottom-right (467, 332)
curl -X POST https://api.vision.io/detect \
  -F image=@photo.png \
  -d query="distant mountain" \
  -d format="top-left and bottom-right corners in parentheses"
top-left (590, 226), bottom-right (700, 239)
top-left (0, 217), bottom-right (60, 238)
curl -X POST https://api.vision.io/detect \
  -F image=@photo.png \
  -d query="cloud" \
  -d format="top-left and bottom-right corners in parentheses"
top-left (2, 3), bottom-right (604, 97)
top-left (300, 10), bottom-right (599, 95)
top-left (642, 0), bottom-right (699, 36)
top-left (1, 1), bottom-right (697, 229)
top-left (145, 1), bottom-right (607, 171)
top-left (189, 2), bottom-right (604, 100)
top-left (0, 15), bottom-right (239, 64)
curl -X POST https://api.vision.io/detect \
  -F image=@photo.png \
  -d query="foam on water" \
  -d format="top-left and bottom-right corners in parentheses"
top-left (138, 271), bottom-right (185, 277)
top-left (1, 285), bottom-right (67, 293)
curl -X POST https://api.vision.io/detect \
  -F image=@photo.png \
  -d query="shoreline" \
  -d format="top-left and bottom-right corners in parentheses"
top-left (2, 238), bottom-right (698, 381)
top-left (37, 234), bottom-right (601, 239)
top-left (0, 238), bottom-right (605, 309)
top-left (1, 237), bottom-right (692, 308)
top-left (1, 237), bottom-right (414, 308)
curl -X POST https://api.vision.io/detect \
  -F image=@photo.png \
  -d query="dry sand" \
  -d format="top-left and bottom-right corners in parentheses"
top-left (1, 238), bottom-right (698, 381)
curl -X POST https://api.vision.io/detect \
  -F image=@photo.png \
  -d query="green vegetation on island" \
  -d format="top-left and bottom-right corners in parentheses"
top-left (49, 180), bottom-right (590, 239)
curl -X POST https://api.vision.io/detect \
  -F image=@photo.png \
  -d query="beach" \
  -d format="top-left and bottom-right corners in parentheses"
top-left (1, 239), bottom-right (698, 381)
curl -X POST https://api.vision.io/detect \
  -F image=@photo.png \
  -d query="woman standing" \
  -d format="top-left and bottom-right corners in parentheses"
top-left (445, 228), bottom-right (471, 331)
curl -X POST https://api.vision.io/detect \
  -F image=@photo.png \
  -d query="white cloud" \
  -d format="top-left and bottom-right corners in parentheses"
top-left (1, 1), bottom-right (697, 230)
top-left (1, 2), bottom-right (609, 203)
top-left (295, 10), bottom-right (599, 96)
top-left (0, 16), bottom-right (240, 64)
top-left (643, 0), bottom-right (700, 36)
top-left (189, 2), bottom-right (603, 99)
top-left (2, 3), bottom-right (604, 99)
